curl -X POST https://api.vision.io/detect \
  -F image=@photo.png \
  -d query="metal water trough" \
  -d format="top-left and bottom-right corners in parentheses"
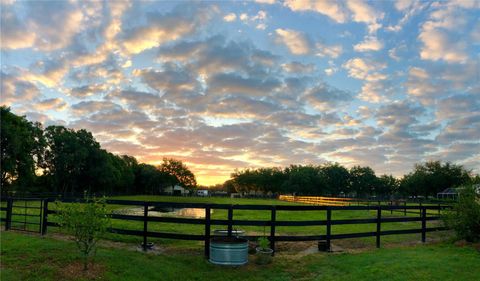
top-left (209, 236), bottom-right (249, 266)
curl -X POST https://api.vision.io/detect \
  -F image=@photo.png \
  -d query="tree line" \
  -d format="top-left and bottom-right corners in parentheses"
top-left (227, 162), bottom-right (479, 199)
top-left (1, 106), bottom-right (196, 196)
top-left (2, 106), bottom-right (478, 199)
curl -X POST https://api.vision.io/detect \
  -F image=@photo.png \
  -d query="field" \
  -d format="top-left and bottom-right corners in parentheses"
top-left (1, 231), bottom-right (480, 281)
top-left (2, 195), bottom-right (447, 247)
top-left (2, 195), bottom-right (473, 281)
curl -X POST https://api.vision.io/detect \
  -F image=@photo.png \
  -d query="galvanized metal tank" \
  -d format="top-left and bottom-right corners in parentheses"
top-left (209, 237), bottom-right (248, 266)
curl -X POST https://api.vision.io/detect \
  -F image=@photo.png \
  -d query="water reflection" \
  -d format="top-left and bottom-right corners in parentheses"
top-left (112, 207), bottom-right (212, 218)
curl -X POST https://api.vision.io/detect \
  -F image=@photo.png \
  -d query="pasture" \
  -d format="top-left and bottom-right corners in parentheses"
top-left (1, 231), bottom-right (480, 281)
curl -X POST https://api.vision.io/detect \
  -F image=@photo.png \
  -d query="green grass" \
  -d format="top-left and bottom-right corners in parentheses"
top-left (1, 231), bottom-right (479, 281)
top-left (1, 195), bottom-right (447, 247)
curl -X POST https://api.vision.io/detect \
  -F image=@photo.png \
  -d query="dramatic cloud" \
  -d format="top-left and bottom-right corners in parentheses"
top-left (2, 1), bottom-right (479, 183)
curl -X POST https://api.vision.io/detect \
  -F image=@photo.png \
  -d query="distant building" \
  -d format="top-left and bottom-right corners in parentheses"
top-left (437, 184), bottom-right (480, 200)
top-left (164, 185), bottom-right (189, 196)
top-left (196, 189), bottom-right (209, 197)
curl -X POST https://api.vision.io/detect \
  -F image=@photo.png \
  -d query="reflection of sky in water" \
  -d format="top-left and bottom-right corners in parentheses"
top-left (113, 207), bottom-right (212, 218)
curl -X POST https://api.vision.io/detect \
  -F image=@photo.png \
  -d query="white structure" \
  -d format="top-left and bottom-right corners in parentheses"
top-left (164, 185), bottom-right (189, 195)
top-left (197, 189), bottom-right (209, 197)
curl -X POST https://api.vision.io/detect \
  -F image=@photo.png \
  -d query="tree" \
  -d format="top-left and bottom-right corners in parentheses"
top-left (444, 186), bottom-right (480, 242)
top-left (1, 106), bottom-right (45, 194)
top-left (349, 166), bottom-right (379, 198)
top-left (158, 158), bottom-right (197, 190)
top-left (321, 163), bottom-right (350, 196)
top-left (400, 161), bottom-right (471, 198)
top-left (56, 195), bottom-right (110, 270)
top-left (282, 165), bottom-right (326, 195)
top-left (42, 126), bottom-right (101, 195)
top-left (377, 175), bottom-right (399, 199)
top-left (134, 164), bottom-right (169, 194)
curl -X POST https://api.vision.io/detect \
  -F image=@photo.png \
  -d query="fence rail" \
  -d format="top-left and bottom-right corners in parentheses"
top-left (1, 197), bottom-right (450, 257)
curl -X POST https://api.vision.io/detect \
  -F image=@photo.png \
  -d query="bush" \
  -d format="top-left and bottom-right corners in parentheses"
top-left (444, 186), bottom-right (480, 242)
top-left (56, 195), bottom-right (110, 270)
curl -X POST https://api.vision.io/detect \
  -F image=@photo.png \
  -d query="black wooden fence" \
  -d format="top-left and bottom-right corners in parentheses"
top-left (1, 198), bottom-right (450, 257)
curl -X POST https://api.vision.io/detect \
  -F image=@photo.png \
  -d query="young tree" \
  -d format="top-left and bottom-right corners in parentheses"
top-left (56, 195), bottom-right (110, 270)
top-left (444, 186), bottom-right (480, 242)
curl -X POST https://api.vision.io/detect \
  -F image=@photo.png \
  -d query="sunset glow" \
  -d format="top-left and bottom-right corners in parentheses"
top-left (2, 0), bottom-right (479, 185)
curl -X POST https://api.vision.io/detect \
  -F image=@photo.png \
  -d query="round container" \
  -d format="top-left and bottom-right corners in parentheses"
top-left (255, 247), bottom-right (273, 265)
top-left (209, 237), bottom-right (248, 266)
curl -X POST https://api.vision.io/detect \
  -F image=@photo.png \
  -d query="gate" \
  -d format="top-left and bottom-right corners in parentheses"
top-left (5, 198), bottom-right (44, 233)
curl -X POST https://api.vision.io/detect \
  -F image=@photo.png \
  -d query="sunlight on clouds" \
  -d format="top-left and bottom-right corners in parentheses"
top-left (2, 0), bottom-right (479, 184)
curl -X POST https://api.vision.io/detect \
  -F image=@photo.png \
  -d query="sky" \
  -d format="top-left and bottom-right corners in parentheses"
top-left (1, 0), bottom-right (479, 185)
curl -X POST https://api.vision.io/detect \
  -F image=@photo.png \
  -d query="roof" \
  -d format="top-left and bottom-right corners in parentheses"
top-left (437, 187), bottom-right (459, 195)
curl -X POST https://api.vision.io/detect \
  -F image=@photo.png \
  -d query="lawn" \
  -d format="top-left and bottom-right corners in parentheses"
top-left (1, 231), bottom-right (479, 281)
top-left (2, 195), bottom-right (448, 247)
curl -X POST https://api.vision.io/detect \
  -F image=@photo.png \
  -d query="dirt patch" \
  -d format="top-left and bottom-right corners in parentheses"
top-left (454, 240), bottom-right (480, 251)
top-left (59, 261), bottom-right (106, 280)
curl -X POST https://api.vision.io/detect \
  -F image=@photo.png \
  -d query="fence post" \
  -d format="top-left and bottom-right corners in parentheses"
top-left (376, 206), bottom-right (381, 248)
top-left (326, 207), bottom-right (331, 252)
top-left (227, 205), bottom-right (233, 236)
top-left (204, 205), bottom-right (211, 258)
top-left (143, 202), bottom-right (148, 251)
top-left (5, 198), bottom-right (13, 231)
top-left (41, 199), bottom-right (49, 235)
top-left (390, 201), bottom-right (393, 215)
top-left (270, 206), bottom-right (276, 256)
top-left (421, 207), bottom-right (426, 243)
top-left (404, 201), bottom-right (407, 216)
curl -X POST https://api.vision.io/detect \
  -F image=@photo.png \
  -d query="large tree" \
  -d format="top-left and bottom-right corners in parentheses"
top-left (158, 158), bottom-right (197, 190)
top-left (321, 163), bottom-right (350, 196)
top-left (349, 166), bottom-right (379, 198)
top-left (1, 106), bottom-right (45, 193)
top-left (400, 161), bottom-right (471, 198)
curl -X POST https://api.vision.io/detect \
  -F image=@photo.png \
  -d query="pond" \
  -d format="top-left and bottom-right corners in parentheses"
top-left (112, 206), bottom-right (212, 218)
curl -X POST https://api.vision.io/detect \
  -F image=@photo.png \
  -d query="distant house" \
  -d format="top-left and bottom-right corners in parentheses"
top-left (164, 185), bottom-right (189, 196)
top-left (437, 184), bottom-right (480, 200)
top-left (437, 188), bottom-right (459, 200)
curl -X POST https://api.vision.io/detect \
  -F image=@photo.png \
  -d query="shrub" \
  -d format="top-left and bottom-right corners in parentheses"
top-left (444, 186), bottom-right (480, 242)
top-left (257, 237), bottom-right (270, 250)
top-left (56, 195), bottom-right (110, 270)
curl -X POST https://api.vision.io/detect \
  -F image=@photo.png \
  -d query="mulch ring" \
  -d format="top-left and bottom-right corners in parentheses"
top-left (59, 261), bottom-right (106, 280)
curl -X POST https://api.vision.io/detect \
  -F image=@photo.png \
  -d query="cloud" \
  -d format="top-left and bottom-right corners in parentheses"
top-left (207, 72), bottom-right (282, 97)
top-left (275, 28), bottom-right (312, 55)
top-left (342, 58), bottom-right (386, 81)
top-left (1, 1), bottom-right (85, 51)
top-left (0, 5), bottom-right (36, 49)
top-left (281, 62), bottom-right (315, 73)
top-left (0, 72), bottom-right (40, 106)
top-left (304, 84), bottom-right (352, 111)
top-left (275, 29), bottom-right (341, 57)
top-left (346, 0), bottom-right (384, 33)
top-left (315, 42), bottom-right (343, 58)
top-left (418, 4), bottom-right (471, 63)
top-left (353, 36), bottom-right (383, 52)
top-left (35, 98), bottom-right (67, 111)
top-left (223, 13), bottom-right (236, 22)
top-left (70, 84), bottom-right (109, 98)
top-left (136, 63), bottom-right (200, 95)
top-left (284, 0), bottom-right (348, 23)
top-left (159, 35), bottom-right (278, 76)
top-left (121, 5), bottom-right (213, 54)
top-left (255, 0), bottom-right (276, 4)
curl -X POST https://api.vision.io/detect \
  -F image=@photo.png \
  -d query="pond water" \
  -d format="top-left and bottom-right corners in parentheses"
top-left (112, 206), bottom-right (212, 218)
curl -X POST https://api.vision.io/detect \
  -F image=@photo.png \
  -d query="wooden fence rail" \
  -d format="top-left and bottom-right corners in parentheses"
top-left (1, 198), bottom-right (450, 258)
